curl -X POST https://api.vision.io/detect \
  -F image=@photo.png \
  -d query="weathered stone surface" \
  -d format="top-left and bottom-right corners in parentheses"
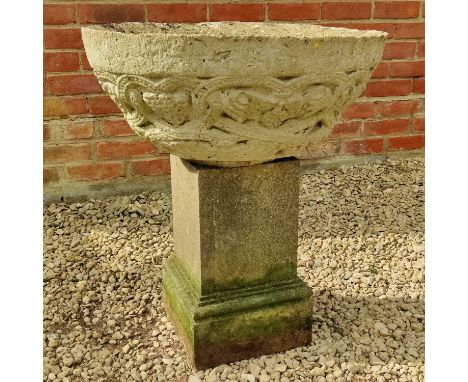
top-left (79, 20), bottom-right (388, 370)
top-left (170, 155), bottom-right (300, 293)
top-left (163, 155), bottom-right (312, 368)
top-left (82, 22), bottom-right (387, 167)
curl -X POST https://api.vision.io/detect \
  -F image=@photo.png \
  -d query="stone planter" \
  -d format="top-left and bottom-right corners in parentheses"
top-left (82, 21), bottom-right (386, 368)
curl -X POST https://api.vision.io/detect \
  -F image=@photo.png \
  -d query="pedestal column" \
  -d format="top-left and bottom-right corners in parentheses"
top-left (163, 155), bottom-right (312, 368)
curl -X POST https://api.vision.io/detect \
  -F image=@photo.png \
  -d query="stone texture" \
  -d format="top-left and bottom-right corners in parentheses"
top-left (170, 155), bottom-right (299, 293)
top-left (78, 20), bottom-right (388, 370)
top-left (163, 155), bottom-right (312, 368)
top-left (82, 22), bottom-right (387, 167)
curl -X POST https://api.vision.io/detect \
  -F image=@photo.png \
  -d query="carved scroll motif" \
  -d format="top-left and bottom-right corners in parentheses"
top-left (95, 70), bottom-right (370, 146)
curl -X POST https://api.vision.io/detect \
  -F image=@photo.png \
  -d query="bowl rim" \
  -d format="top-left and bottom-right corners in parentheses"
top-left (82, 21), bottom-right (388, 41)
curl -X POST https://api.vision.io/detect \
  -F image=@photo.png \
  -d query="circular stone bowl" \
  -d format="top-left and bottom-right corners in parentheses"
top-left (82, 22), bottom-right (387, 167)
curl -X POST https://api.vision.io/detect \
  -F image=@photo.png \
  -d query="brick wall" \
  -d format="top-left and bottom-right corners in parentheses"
top-left (43, 1), bottom-right (425, 200)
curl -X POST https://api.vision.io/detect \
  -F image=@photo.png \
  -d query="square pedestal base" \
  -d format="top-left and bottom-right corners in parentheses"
top-left (163, 255), bottom-right (312, 369)
top-left (164, 156), bottom-right (313, 368)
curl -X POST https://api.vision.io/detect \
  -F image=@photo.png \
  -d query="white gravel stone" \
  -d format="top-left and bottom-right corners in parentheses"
top-left (249, 364), bottom-right (262, 377)
top-left (241, 373), bottom-right (256, 382)
top-left (208, 373), bottom-right (221, 382)
top-left (374, 321), bottom-right (390, 336)
top-left (43, 158), bottom-right (424, 381)
top-left (62, 354), bottom-right (74, 367)
top-left (188, 376), bottom-right (202, 382)
top-left (275, 363), bottom-right (287, 373)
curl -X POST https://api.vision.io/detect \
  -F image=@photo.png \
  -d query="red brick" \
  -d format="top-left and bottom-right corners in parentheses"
top-left (412, 78), bottom-right (425, 94)
top-left (374, 1), bottom-right (420, 19)
top-left (44, 73), bottom-right (49, 95)
top-left (81, 52), bottom-right (93, 71)
top-left (332, 121), bottom-right (361, 138)
top-left (346, 23), bottom-right (396, 38)
top-left (365, 79), bottom-right (412, 97)
top-left (372, 62), bottom-right (388, 78)
top-left (43, 74), bottom-right (48, 95)
top-left (96, 141), bottom-right (155, 159)
top-left (44, 52), bottom-right (80, 72)
top-left (268, 3), bottom-right (320, 21)
top-left (383, 42), bottom-right (417, 60)
top-left (131, 158), bottom-right (171, 176)
top-left (44, 168), bottom-right (59, 184)
top-left (417, 40), bottom-right (425, 58)
top-left (210, 3), bottom-right (265, 22)
top-left (79, 4), bottom-right (145, 24)
top-left (101, 120), bottom-right (134, 137)
top-left (48, 74), bottom-right (102, 95)
top-left (43, 96), bottom-right (87, 117)
top-left (147, 3), bottom-right (207, 23)
top-left (87, 95), bottom-right (121, 115)
top-left (364, 118), bottom-right (410, 135)
top-left (379, 100), bottom-right (422, 116)
top-left (44, 28), bottom-right (83, 49)
top-left (44, 4), bottom-right (76, 25)
top-left (412, 117), bottom-right (425, 132)
top-left (340, 138), bottom-right (384, 155)
top-left (44, 144), bottom-right (90, 163)
top-left (388, 135), bottom-right (424, 150)
top-left (394, 22), bottom-right (425, 39)
top-left (341, 102), bottom-right (377, 119)
top-left (389, 61), bottom-right (424, 77)
top-left (63, 122), bottom-right (94, 140)
top-left (322, 2), bottom-right (372, 20)
top-left (67, 163), bottom-right (125, 181)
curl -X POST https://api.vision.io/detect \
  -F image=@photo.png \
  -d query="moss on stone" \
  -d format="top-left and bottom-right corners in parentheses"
top-left (196, 298), bottom-right (312, 346)
top-left (162, 256), bottom-right (196, 346)
top-left (163, 253), bottom-right (313, 368)
top-left (200, 261), bottom-right (297, 295)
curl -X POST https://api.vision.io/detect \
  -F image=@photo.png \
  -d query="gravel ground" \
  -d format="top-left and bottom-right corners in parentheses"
top-left (43, 157), bottom-right (424, 382)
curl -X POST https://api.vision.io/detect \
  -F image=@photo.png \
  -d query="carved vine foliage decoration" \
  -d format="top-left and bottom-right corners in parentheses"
top-left (96, 70), bottom-right (370, 146)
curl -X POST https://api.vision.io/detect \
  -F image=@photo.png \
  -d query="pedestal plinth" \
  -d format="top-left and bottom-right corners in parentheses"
top-left (163, 155), bottom-right (312, 368)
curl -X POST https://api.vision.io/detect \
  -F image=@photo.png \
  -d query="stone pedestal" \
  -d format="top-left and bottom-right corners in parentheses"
top-left (163, 155), bottom-right (312, 368)
top-left (83, 20), bottom-right (386, 370)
